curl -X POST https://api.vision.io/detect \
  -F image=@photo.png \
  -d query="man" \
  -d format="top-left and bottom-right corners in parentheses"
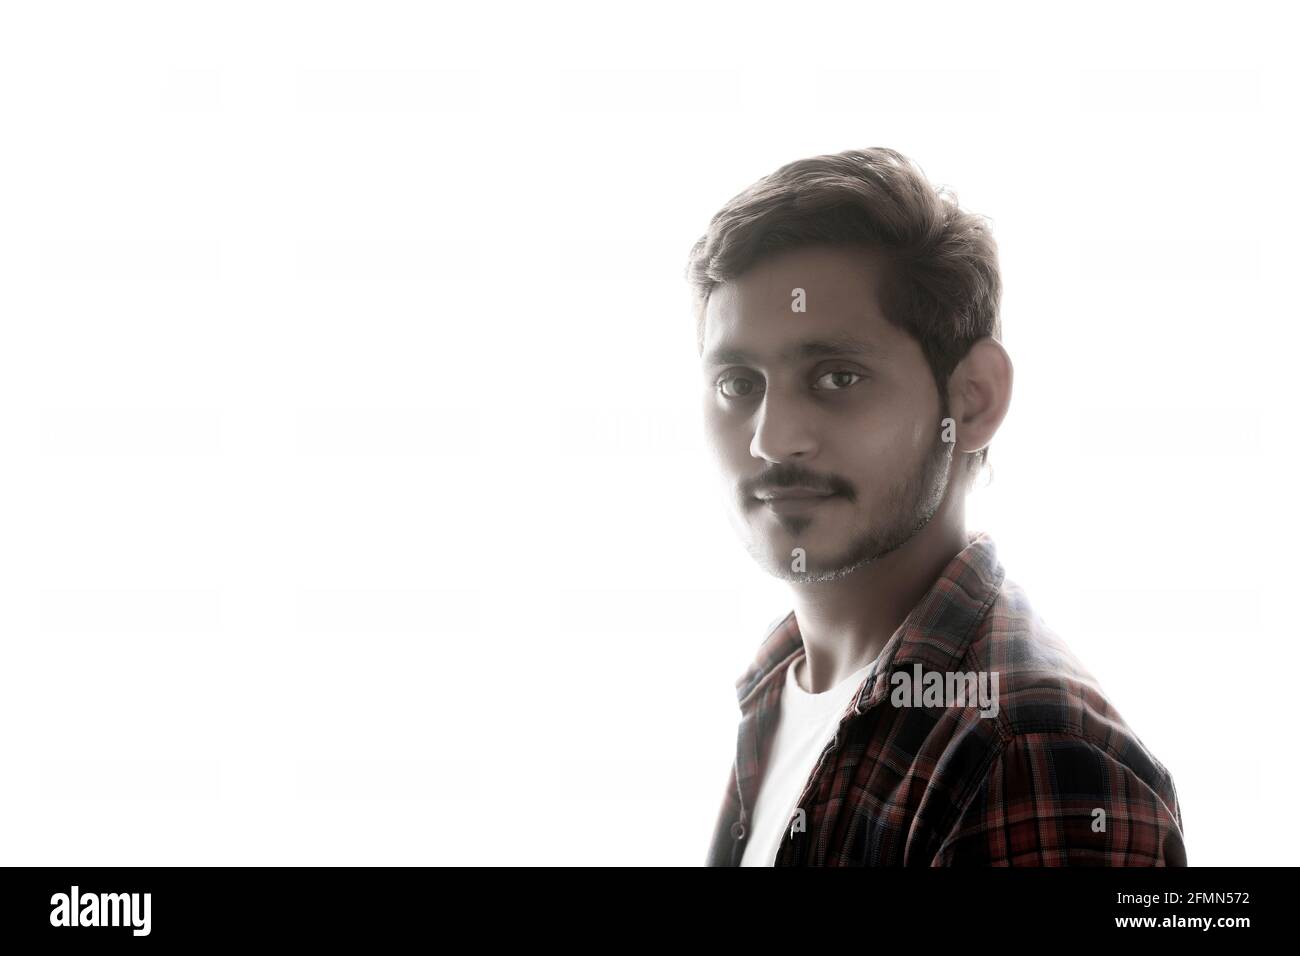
top-left (687, 148), bottom-right (1185, 866)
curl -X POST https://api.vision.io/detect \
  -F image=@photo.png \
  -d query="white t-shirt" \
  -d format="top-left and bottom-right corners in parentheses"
top-left (739, 653), bottom-right (876, 866)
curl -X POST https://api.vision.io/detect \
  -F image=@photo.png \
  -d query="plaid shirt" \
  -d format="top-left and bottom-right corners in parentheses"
top-left (705, 531), bottom-right (1186, 866)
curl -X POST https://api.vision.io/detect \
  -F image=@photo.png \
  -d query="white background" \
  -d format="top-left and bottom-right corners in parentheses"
top-left (1, 1), bottom-right (1296, 865)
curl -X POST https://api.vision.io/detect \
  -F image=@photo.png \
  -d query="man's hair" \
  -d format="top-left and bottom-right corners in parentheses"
top-left (685, 147), bottom-right (1002, 481)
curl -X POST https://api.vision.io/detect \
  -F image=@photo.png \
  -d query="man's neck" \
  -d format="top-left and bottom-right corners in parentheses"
top-left (790, 514), bottom-right (969, 694)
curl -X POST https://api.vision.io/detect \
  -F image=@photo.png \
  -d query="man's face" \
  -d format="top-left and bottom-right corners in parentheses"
top-left (700, 244), bottom-right (955, 582)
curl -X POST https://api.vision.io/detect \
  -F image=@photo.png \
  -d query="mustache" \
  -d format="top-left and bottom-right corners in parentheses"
top-left (743, 464), bottom-right (857, 502)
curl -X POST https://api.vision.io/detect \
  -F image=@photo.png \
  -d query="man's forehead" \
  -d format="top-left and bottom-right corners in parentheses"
top-left (703, 285), bottom-right (895, 367)
top-left (702, 245), bottom-right (893, 354)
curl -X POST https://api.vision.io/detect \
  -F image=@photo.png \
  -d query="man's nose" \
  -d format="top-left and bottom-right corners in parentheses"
top-left (749, 391), bottom-right (818, 462)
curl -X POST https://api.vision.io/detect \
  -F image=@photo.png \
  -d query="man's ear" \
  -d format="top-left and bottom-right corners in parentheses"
top-left (948, 337), bottom-right (1013, 459)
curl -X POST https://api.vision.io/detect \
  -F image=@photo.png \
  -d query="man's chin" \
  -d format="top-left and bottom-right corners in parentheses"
top-left (747, 539), bottom-right (859, 582)
top-left (766, 562), bottom-right (868, 584)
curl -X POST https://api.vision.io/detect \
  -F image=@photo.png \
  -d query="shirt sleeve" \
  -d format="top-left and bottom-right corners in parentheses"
top-left (930, 730), bottom-right (1186, 866)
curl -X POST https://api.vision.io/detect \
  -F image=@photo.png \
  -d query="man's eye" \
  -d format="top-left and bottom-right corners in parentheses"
top-left (717, 374), bottom-right (764, 399)
top-left (812, 370), bottom-right (864, 391)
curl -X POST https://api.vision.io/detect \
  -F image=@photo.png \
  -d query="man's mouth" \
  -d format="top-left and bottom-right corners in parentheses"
top-left (754, 488), bottom-right (837, 513)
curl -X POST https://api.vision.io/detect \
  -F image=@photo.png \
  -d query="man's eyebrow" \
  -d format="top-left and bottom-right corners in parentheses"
top-left (703, 333), bottom-right (886, 367)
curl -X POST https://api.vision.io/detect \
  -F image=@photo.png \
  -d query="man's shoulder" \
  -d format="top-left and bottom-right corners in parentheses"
top-left (956, 575), bottom-right (1178, 797)
top-left (966, 574), bottom-right (1100, 694)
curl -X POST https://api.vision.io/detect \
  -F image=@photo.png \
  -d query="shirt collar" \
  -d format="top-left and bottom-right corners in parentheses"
top-left (733, 530), bottom-right (1006, 714)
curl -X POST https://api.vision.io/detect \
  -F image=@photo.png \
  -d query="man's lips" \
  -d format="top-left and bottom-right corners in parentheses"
top-left (753, 488), bottom-right (838, 513)
top-left (754, 486), bottom-right (835, 500)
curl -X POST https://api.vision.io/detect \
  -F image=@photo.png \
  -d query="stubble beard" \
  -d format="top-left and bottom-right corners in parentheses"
top-left (746, 434), bottom-right (955, 584)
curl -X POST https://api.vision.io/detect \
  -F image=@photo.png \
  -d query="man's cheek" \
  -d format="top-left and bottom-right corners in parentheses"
top-left (721, 440), bottom-right (751, 472)
top-left (703, 425), bottom-right (739, 467)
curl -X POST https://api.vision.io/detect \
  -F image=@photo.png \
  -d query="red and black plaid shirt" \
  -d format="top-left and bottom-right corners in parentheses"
top-left (706, 531), bottom-right (1186, 866)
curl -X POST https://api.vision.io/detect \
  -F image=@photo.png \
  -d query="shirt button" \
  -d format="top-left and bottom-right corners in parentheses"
top-left (730, 820), bottom-right (746, 840)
